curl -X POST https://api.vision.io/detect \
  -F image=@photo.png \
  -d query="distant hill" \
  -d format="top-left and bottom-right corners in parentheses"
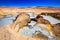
top-left (0, 6), bottom-right (60, 17)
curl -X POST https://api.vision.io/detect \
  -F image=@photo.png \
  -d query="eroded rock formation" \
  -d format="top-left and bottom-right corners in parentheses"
top-left (0, 6), bottom-right (60, 40)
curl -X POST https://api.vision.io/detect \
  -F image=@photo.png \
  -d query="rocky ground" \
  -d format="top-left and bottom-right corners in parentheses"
top-left (0, 6), bottom-right (60, 40)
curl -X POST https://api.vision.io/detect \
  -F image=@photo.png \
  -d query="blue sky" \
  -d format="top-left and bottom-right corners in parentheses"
top-left (0, 0), bottom-right (60, 7)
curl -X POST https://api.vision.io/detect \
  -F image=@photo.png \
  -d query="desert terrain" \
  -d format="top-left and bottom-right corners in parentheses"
top-left (0, 6), bottom-right (60, 40)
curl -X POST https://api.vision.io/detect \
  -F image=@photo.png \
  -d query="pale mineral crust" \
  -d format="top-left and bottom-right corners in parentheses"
top-left (0, 6), bottom-right (60, 40)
